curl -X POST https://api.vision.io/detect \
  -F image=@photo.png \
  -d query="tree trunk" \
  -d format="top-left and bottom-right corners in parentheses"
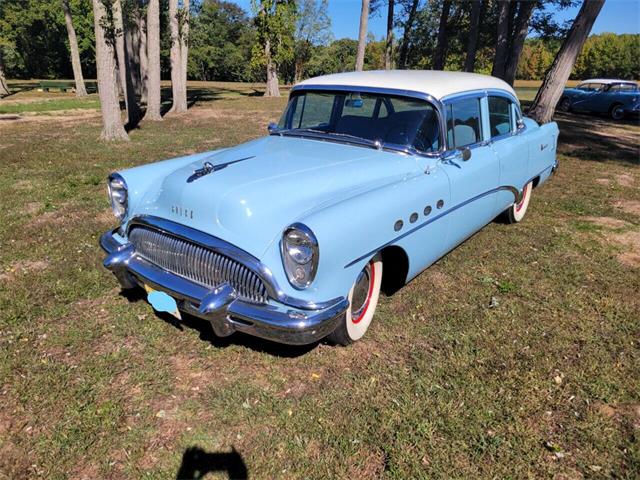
top-left (92, 0), bottom-right (128, 141)
top-left (264, 38), bottom-right (280, 97)
top-left (114, 0), bottom-right (141, 125)
top-left (432, 0), bottom-right (452, 70)
top-left (528, 0), bottom-right (605, 124)
top-left (125, 17), bottom-right (142, 98)
top-left (385, 0), bottom-right (395, 70)
top-left (62, 0), bottom-right (87, 96)
top-left (398, 0), bottom-right (419, 69)
top-left (464, 0), bottom-right (482, 72)
top-left (168, 0), bottom-right (187, 113)
top-left (492, 0), bottom-right (511, 78)
top-left (138, 13), bottom-right (148, 104)
top-left (355, 0), bottom-right (370, 71)
top-left (503, 0), bottom-right (536, 85)
top-left (144, 0), bottom-right (162, 120)
top-left (180, 0), bottom-right (190, 98)
top-left (0, 52), bottom-right (10, 97)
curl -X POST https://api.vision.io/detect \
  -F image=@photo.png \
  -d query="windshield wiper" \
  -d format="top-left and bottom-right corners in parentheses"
top-left (278, 128), bottom-right (383, 150)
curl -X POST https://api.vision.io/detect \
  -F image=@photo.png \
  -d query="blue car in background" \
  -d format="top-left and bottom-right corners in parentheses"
top-left (558, 79), bottom-right (640, 120)
top-left (101, 71), bottom-right (559, 346)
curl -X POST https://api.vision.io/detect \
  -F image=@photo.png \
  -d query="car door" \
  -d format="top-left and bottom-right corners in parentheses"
top-left (574, 82), bottom-right (604, 111)
top-left (439, 94), bottom-right (501, 248)
top-left (487, 95), bottom-right (530, 213)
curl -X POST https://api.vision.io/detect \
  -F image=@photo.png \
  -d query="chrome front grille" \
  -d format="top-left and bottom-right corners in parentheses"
top-left (129, 226), bottom-right (268, 304)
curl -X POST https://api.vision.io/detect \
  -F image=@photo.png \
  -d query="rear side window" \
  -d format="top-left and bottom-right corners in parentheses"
top-left (445, 97), bottom-right (482, 148)
top-left (610, 83), bottom-right (637, 92)
top-left (488, 96), bottom-right (513, 138)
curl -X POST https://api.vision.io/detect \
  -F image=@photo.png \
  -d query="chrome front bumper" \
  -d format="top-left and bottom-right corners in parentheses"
top-left (100, 229), bottom-right (348, 345)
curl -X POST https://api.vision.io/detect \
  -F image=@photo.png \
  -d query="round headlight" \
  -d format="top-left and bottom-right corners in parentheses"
top-left (281, 223), bottom-right (319, 289)
top-left (107, 173), bottom-right (128, 221)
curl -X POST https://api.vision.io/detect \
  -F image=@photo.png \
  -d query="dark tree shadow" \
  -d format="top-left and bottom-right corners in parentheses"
top-left (176, 446), bottom-right (248, 480)
top-left (118, 287), bottom-right (318, 358)
top-left (521, 100), bottom-right (640, 166)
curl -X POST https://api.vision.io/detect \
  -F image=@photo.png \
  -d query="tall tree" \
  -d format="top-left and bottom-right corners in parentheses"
top-left (294, 0), bottom-right (331, 82)
top-left (397, 0), bottom-right (419, 69)
top-left (503, 0), bottom-right (537, 85)
top-left (492, 0), bottom-right (511, 78)
top-left (464, 0), bottom-right (481, 72)
top-left (355, 0), bottom-right (370, 71)
top-left (180, 0), bottom-right (190, 102)
top-left (251, 0), bottom-right (296, 97)
top-left (432, 0), bottom-right (451, 70)
top-left (0, 61), bottom-right (9, 97)
top-left (385, 0), bottom-right (395, 69)
top-left (144, 0), bottom-right (162, 120)
top-left (169, 0), bottom-right (189, 112)
top-left (529, 0), bottom-right (605, 124)
top-left (62, 0), bottom-right (87, 96)
top-left (92, 0), bottom-right (128, 140)
top-left (114, 0), bottom-right (142, 124)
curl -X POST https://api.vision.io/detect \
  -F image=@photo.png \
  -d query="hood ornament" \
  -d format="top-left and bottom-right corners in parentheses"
top-left (187, 155), bottom-right (255, 183)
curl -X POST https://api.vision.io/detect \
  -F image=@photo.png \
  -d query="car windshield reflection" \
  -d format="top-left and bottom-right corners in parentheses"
top-left (274, 90), bottom-right (441, 154)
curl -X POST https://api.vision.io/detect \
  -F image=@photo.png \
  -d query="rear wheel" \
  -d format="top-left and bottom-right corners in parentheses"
top-left (610, 104), bottom-right (625, 120)
top-left (559, 98), bottom-right (571, 112)
top-left (505, 181), bottom-right (533, 224)
top-left (327, 256), bottom-right (383, 345)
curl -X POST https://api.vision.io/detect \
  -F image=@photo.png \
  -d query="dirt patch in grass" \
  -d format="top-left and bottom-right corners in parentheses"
top-left (605, 231), bottom-right (640, 267)
top-left (582, 217), bottom-right (631, 229)
top-left (0, 259), bottom-right (49, 282)
top-left (614, 174), bottom-right (635, 187)
top-left (613, 200), bottom-right (640, 217)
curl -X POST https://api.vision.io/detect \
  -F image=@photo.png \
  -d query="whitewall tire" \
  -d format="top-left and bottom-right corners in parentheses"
top-left (327, 256), bottom-right (383, 345)
top-left (506, 181), bottom-right (533, 224)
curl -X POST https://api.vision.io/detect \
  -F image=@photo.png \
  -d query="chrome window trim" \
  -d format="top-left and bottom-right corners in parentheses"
top-left (126, 215), bottom-right (341, 310)
top-left (288, 84), bottom-right (447, 158)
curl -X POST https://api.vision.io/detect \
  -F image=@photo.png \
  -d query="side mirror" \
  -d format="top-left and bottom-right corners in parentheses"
top-left (516, 118), bottom-right (525, 131)
top-left (460, 147), bottom-right (472, 161)
top-left (268, 122), bottom-right (278, 133)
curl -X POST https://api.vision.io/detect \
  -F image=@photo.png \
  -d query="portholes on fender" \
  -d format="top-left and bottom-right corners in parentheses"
top-left (394, 220), bottom-right (403, 232)
top-left (436, 199), bottom-right (444, 209)
top-left (423, 205), bottom-right (432, 216)
top-left (409, 212), bottom-right (418, 223)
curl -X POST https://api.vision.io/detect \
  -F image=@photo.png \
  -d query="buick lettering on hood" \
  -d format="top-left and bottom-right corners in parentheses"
top-left (100, 70), bottom-right (559, 346)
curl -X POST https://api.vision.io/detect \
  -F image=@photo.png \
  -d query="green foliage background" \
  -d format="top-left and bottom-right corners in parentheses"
top-left (0, 0), bottom-right (637, 83)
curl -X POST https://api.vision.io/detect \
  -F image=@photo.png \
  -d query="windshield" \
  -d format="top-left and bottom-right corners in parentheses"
top-left (276, 90), bottom-right (441, 153)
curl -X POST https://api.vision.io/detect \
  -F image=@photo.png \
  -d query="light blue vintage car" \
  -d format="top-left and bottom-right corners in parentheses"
top-left (558, 79), bottom-right (640, 120)
top-left (101, 71), bottom-right (559, 346)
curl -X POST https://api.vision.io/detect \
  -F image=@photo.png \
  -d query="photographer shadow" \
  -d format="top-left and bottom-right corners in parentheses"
top-left (176, 446), bottom-right (248, 480)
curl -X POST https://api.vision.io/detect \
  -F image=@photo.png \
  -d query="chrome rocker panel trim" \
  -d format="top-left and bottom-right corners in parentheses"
top-left (100, 221), bottom-right (348, 345)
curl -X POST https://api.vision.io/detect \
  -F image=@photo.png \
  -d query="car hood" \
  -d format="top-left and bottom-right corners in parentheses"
top-left (131, 135), bottom-right (420, 257)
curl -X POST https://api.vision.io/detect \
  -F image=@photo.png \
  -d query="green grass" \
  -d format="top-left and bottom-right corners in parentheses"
top-left (0, 82), bottom-right (638, 479)
top-left (0, 96), bottom-right (101, 114)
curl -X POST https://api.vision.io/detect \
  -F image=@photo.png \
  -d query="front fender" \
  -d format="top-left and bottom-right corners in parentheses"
top-left (258, 162), bottom-right (451, 303)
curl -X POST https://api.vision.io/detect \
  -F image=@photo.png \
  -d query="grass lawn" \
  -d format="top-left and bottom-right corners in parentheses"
top-left (0, 82), bottom-right (638, 479)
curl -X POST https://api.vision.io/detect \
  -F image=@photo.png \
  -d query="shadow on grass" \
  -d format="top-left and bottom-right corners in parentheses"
top-left (176, 446), bottom-right (248, 480)
top-left (119, 288), bottom-right (317, 358)
top-left (521, 100), bottom-right (640, 166)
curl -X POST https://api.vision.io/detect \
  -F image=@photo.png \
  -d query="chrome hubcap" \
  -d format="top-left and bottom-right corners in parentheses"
top-left (351, 265), bottom-right (371, 319)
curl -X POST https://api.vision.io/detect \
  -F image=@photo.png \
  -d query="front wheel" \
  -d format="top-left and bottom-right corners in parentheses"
top-left (505, 181), bottom-right (533, 224)
top-left (327, 256), bottom-right (383, 346)
top-left (610, 104), bottom-right (625, 120)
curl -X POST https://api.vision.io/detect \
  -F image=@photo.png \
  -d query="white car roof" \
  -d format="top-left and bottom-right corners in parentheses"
top-left (579, 79), bottom-right (638, 85)
top-left (295, 70), bottom-right (517, 102)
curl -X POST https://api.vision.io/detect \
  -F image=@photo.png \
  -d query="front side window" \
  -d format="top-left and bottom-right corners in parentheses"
top-left (488, 96), bottom-right (513, 138)
top-left (277, 91), bottom-right (441, 153)
top-left (445, 97), bottom-right (482, 149)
